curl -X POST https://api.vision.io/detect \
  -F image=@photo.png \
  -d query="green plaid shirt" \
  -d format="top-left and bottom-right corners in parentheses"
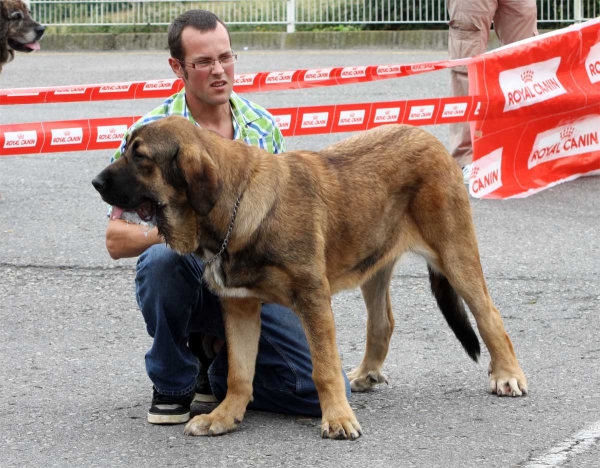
top-left (111, 89), bottom-right (285, 163)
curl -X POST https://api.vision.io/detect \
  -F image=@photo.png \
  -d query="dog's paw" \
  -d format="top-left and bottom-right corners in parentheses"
top-left (488, 362), bottom-right (528, 397)
top-left (347, 368), bottom-right (388, 392)
top-left (183, 412), bottom-right (241, 436)
top-left (321, 414), bottom-right (362, 440)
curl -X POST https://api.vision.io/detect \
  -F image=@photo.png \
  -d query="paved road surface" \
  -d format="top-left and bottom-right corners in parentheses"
top-left (1, 50), bottom-right (599, 468)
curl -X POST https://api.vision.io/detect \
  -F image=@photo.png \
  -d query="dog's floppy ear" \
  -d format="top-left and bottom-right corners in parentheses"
top-left (0, 2), bottom-right (15, 71)
top-left (176, 143), bottom-right (223, 216)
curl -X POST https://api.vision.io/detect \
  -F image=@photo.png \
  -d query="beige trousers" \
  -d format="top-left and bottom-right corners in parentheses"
top-left (448, 0), bottom-right (538, 167)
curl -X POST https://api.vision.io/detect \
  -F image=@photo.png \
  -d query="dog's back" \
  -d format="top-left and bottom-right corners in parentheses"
top-left (275, 125), bottom-right (468, 292)
top-left (320, 124), bottom-right (458, 179)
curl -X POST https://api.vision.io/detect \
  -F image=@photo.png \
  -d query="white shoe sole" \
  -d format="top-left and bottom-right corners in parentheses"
top-left (147, 411), bottom-right (190, 425)
top-left (194, 393), bottom-right (218, 403)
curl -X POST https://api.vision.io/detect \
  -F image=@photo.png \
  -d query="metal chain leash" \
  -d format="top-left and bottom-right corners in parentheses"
top-left (205, 194), bottom-right (242, 265)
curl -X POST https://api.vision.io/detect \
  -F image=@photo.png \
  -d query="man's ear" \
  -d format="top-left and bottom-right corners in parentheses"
top-left (176, 145), bottom-right (223, 216)
top-left (168, 57), bottom-right (185, 80)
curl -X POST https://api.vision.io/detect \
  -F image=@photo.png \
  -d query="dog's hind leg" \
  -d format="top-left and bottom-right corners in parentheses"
top-left (411, 187), bottom-right (528, 397)
top-left (184, 297), bottom-right (261, 436)
top-left (433, 254), bottom-right (528, 397)
top-left (347, 261), bottom-right (396, 392)
top-left (427, 265), bottom-right (481, 361)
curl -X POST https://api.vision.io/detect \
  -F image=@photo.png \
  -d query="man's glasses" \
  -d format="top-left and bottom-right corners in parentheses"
top-left (178, 51), bottom-right (237, 71)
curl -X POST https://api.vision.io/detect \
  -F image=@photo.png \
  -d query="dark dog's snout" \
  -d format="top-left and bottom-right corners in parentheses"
top-left (92, 174), bottom-right (107, 193)
top-left (35, 25), bottom-right (46, 38)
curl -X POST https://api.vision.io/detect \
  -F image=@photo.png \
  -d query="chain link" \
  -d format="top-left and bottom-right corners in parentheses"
top-left (205, 194), bottom-right (242, 265)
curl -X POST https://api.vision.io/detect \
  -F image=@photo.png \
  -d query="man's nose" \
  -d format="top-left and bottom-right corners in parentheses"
top-left (212, 60), bottom-right (225, 73)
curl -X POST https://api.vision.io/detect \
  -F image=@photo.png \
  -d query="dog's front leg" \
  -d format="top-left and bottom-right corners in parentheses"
top-left (184, 297), bottom-right (261, 436)
top-left (299, 295), bottom-right (362, 440)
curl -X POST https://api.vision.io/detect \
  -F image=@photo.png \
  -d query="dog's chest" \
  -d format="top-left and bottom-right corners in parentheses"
top-left (203, 258), bottom-right (254, 298)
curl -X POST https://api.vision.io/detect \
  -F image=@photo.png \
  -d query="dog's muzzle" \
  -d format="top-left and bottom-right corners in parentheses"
top-left (92, 173), bottom-right (157, 224)
top-left (8, 25), bottom-right (45, 52)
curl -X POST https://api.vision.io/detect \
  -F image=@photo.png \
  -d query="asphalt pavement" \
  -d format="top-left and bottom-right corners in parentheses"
top-left (0, 50), bottom-right (599, 468)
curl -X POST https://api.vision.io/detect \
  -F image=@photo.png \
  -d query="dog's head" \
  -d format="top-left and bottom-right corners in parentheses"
top-left (92, 116), bottom-right (223, 253)
top-left (0, 0), bottom-right (45, 70)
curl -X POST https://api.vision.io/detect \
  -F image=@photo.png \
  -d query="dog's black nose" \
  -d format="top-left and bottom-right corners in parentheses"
top-left (92, 176), bottom-right (106, 193)
top-left (36, 25), bottom-right (46, 35)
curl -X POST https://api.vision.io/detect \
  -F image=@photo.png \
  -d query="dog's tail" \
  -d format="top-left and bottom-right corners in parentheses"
top-left (427, 266), bottom-right (481, 362)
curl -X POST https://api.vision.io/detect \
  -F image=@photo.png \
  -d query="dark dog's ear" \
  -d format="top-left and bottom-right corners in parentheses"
top-left (0, 2), bottom-right (14, 70)
top-left (176, 145), bottom-right (223, 216)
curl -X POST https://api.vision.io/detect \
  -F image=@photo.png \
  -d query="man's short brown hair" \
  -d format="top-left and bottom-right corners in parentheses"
top-left (168, 10), bottom-right (231, 60)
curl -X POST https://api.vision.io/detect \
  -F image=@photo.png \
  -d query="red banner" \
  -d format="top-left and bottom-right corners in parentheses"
top-left (467, 18), bottom-right (600, 198)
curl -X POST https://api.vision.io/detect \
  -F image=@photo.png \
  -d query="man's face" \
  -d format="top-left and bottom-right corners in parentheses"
top-left (169, 23), bottom-right (234, 107)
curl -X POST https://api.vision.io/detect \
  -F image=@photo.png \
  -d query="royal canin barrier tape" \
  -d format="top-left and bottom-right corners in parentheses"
top-left (0, 96), bottom-right (480, 154)
top-left (0, 58), bottom-right (473, 106)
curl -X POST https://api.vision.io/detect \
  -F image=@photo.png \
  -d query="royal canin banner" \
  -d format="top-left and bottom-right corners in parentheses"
top-left (467, 18), bottom-right (600, 198)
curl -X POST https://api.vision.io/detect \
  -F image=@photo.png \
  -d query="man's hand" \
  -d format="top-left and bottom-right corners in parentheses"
top-left (105, 218), bottom-right (163, 259)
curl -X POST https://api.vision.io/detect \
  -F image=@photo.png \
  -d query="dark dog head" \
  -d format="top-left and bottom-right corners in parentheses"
top-left (0, 0), bottom-right (45, 72)
top-left (92, 116), bottom-right (223, 253)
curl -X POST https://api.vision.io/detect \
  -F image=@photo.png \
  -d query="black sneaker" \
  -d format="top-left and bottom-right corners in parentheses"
top-left (147, 387), bottom-right (195, 425)
top-left (194, 360), bottom-right (218, 403)
top-left (189, 332), bottom-right (218, 403)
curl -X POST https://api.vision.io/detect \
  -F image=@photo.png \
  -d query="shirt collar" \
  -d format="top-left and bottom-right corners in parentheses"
top-left (179, 90), bottom-right (260, 140)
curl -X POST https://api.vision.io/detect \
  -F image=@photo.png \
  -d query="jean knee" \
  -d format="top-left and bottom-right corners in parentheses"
top-left (136, 244), bottom-right (178, 287)
top-left (135, 245), bottom-right (203, 335)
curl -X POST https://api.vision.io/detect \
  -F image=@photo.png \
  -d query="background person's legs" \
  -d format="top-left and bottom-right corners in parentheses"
top-left (448, 0), bottom-right (495, 168)
top-left (494, 0), bottom-right (538, 46)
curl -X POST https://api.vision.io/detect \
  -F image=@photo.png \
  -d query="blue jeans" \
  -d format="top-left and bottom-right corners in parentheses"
top-left (135, 244), bottom-right (350, 417)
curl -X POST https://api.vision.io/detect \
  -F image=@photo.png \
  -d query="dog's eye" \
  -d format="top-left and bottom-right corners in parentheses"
top-left (129, 140), bottom-right (147, 162)
top-left (133, 150), bottom-right (147, 162)
top-left (10, 11), bottom-right (24, 20)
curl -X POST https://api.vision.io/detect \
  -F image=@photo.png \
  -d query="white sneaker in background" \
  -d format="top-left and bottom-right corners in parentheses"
top-left (462, 163), bottom-right (472, 185)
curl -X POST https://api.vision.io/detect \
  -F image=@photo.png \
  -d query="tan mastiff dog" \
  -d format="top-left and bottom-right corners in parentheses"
top-left (92, 115), bottom-right (528, 440)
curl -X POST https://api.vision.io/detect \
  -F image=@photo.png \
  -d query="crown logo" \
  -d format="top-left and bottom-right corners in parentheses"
top-left (109, 127), bottom-right (116, 133)
top-left (560, 127), bottom-right (575, 140)
top-left (64, 131), bottom-right (71, 137)
top-left (17, 133), bottom-right (24, 139)
top-left (521, 70), bottom-right (534, 83)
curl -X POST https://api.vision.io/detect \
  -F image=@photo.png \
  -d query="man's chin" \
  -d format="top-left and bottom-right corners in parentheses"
top-left (185, 87), bottom-right (233, 109)
top-left (206, 87), bottom-right (233, 104)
